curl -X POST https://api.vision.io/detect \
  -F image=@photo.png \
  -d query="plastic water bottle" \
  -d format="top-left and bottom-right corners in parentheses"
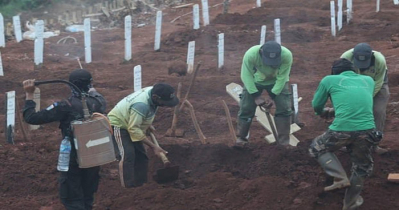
top-left (57, 137), bottom-right (71, 172)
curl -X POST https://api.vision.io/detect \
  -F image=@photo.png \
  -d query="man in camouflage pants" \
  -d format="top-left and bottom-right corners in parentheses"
top-left (309, 58), bottom-right (381, 210)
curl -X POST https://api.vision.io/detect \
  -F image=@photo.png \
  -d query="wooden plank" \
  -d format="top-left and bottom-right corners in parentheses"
top-left (226, 82), bottom-right (300, 146)
top-left (388, 173), bottom-right (399, 183)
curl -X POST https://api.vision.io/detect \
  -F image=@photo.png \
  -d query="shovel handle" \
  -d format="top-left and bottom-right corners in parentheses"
top-left (149, 132), bottom-right (171, 166)
top-left (259, 105), bottom-right (279, 142)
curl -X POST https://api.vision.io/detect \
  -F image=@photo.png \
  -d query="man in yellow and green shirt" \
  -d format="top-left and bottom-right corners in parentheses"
top-left (341, 43), bottom-right (389, 154)
top-left (108, 83), bottom-right (179, 188)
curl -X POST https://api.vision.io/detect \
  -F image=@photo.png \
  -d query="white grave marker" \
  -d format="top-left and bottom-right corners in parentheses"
top-left (256, 0), bottom-right (261, 7)
top-left (125, 15), bottom-right (132, 61)
top-left (291, 84), bottom-right (299, 123)
top-left (30, 88), bottom-right (41, 130)
top-left (274, 19), bottom-right (281, 44)
top-left (84, 18), bottom-right (92, 63)
top-left (133, 65), bottom-right (142, 92)
top-left (34, 20), bottom-right (44, 66)
top-left (0, 52), bottom-right (3, 76)
top-left (0, 13), bottom-right (5, 48)
top-left (376, 0), bottom-right (380, 12)
top-left (337, 0), bottom-right (343, 31)
top-left (193, 4), bottom-right (200, 30)
top-left (13, 16), bottom-right (22, 42)
top-left (6, 91), bottom-right (15, 144)
top-left (347, 0), bottom-right (353, 23)
top-left (187, 41), bottom-right (195, 74)
top-left (218, 33), bottom-right (224, 69)
top-left (330, 1), bottom-right (336, 37)
top-left (201, 0), bottom-right (210, 26)
top-left (260, 25), bottom-right (267, 45)
top-left (154, 11), bottom-right (162, 51)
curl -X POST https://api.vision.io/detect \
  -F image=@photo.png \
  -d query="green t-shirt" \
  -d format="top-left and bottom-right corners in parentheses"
top-left (240, 45), bottom-right (292, 96)
top-left (312, 71), bottom-right (375, 131)
top-left (341, 49), bottom-right (387, 96)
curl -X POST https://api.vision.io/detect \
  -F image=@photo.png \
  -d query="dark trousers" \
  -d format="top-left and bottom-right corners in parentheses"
top-left (112, 126), bottom-right (149, 188)
top-left (373, 83), bottom-right (389, 133)
top-left (59, 161), bottom-right (100, 210)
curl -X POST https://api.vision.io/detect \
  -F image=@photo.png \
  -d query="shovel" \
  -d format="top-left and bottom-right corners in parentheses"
top-left (259, 103), bottom-right (279, 142)
top-left (149, 132), bottom-right (180, 184)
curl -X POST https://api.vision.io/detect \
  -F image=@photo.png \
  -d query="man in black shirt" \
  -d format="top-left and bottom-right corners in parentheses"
top-left (23, 69), bottom-right (106, 210)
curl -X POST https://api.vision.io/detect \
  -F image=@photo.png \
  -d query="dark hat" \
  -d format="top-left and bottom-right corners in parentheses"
top-left (260, 41), bottom-right (282, 66)
top-left (69, 69), bottom-right (93, 92)
top-left (331, 58), bottom-right (355, 75)
top-left (353, 43), bottom-right (372, 69)
top-left (152, 83), bottom-right (179, 107)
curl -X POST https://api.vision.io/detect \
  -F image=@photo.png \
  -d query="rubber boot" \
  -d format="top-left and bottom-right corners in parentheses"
top-left (373, 145), bottom-right (388, 155)
top-left (317, 152), bottom-right (350, 191)
top-left (274, 116), bottom-right (291, 145)
top-left (343, 174), bottom-right (364, 210)
top-left (235, 119), bottom-right (251, 146)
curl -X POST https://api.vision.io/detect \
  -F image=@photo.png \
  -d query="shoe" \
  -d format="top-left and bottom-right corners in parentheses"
top-left (233, 137), bottom-right (248, 148)
top-left (325, 178), bottom-right (351, 191)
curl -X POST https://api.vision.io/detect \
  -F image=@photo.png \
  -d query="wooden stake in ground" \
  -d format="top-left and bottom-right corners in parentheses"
top-left (12, 16), bottom-right (22, 42)
top-left (184, 100), bottom-right (207, 144)
top-left (165, 83), bottom-right (183, 137)
top-left (388, 173), bottom-right (399, 183)
top-left (125, 15), bottom-right (132, 62)
top-left (16, 98), bottom-right (29, 142)
top-left (0, 13), bottom-right (5, 48)
top-left (84, 18), bottom-right (92, 63)
top-left (29, 88), bottom-right (40, 130)
top-left (221, 100), bottom-right (236, 146)
top-left (154, 11), bottom-right (162, 51)
top-left (5, 91), bottom-right (16, 144)
top-left (179, 62), bottom-right (201, 112)
top-left (34, 20), bottom-right (44, 68)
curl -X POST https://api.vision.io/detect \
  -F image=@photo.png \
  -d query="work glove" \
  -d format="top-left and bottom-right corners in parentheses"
top-left (320, 107), bottom-right (335, 119)
top-left (254, 96), bottom-right (266, 106)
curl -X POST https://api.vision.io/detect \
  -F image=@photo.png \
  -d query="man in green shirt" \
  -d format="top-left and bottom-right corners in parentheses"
top-left (309, 58), bottom-right (382, 210)
top-left (108, 83), bottom-right (179, 188)
top-left (341, 43), bottom-right (389, 154)
top-left (236, 41), bottom-right (293, 147)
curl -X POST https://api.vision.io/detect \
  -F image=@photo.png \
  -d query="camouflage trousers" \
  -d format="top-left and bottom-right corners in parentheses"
top-left (309, 129), bottom-right (381, 177)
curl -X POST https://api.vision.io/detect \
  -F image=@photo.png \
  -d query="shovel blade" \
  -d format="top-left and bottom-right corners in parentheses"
top-left (153, 165), bottom-right (180, 184)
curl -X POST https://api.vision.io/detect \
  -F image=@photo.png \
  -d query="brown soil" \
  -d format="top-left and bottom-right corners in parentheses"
top-left (1, 0), bottom-right (399, 210)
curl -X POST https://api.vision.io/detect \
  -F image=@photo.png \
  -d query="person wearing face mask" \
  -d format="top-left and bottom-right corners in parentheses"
top-left (341, 43), bottom-right (389, 155)
top-left (107, 83), bottom-right (179, 188)
top-left (23, 69), bottom-right (107, 210)
top-left (236, 41), bottom-right (294, 147)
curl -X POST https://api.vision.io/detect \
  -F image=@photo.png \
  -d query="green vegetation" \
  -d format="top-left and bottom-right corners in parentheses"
top-left (0, 0), bottom-right (59, 18)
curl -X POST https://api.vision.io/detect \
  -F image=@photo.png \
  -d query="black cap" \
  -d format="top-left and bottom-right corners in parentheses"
top-left (152, 83), bottom-right (179, 107)
top-left (260, 41), bottom-right (282, 66)
top-left (331, 58), bottom-right (355, 75)
top-left (69, 69), bottom-right (92, 92)
top-left (353, 43), bottom-right (372, 69)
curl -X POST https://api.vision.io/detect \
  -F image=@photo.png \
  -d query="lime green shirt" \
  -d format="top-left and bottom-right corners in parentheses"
top-left (341, 49), bottom-right (387, 96)
top-left (240, 45), bottom-right (292, 96)
top-left (108, 87), bottom-right (157, 142)
top-left (312, 71), bottom-right (375, 131)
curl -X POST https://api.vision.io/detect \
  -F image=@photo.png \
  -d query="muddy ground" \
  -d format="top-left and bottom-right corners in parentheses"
top-left (1, 0), bottom-right (399, 209)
